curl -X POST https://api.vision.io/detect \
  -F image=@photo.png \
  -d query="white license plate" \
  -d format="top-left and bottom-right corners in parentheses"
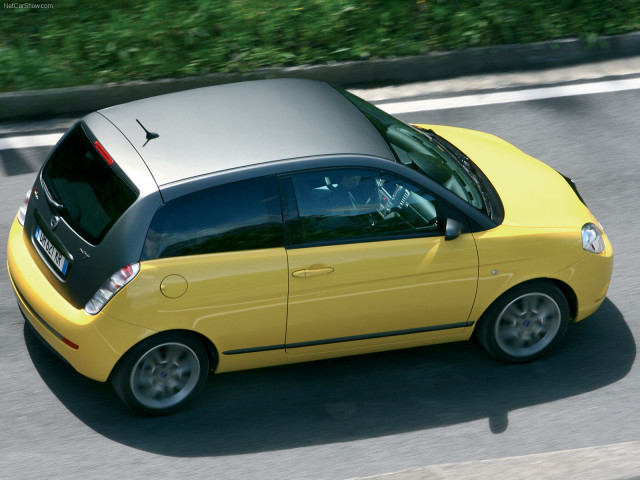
top-left (35, 226), bottom-right (69, 275)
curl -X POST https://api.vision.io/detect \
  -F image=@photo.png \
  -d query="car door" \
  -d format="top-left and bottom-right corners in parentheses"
top-left (115, 176), bottom-right (290, 356)
top-left (282, 167), bottom-right (478, 355)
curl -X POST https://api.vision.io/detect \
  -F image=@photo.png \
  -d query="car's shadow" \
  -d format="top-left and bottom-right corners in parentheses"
top-left (25, 298), bottom-right (634, 457)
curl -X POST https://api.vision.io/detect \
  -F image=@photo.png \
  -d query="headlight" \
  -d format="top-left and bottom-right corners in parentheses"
top-left (581, 223), bottom-right (605, 254)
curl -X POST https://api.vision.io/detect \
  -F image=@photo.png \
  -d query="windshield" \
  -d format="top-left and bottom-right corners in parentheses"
top-left (335, 88), bottom-right (488, 214)
top-left (41, 124), bottom-right (138, 244)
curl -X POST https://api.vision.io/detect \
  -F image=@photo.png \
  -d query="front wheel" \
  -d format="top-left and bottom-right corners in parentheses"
top-left (111, 332), bottom-right (210, 415)
top-left (476, 282), bottom-right (570, 363)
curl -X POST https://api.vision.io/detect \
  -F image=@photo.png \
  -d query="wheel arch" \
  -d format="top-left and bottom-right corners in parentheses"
top-left (109, 328), bottom-right (219, 381)
top-left (473, 277), bottom-right (574, 362)
top-left (548, 278), bottom-right (578, 321)
top-left (474, 277), bottom-right (577, 335)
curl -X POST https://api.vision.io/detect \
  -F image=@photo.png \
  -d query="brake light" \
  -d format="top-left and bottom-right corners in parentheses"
top-left (93, 140), bottom-right (114, 165)
top-left (17, 188), bottom-right (32, 226)
top-left (84, 263), bottom-right (140, 315)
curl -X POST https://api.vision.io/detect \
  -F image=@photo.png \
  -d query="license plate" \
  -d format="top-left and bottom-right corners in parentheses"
top-left (35, 226), bottom-right (69, 275)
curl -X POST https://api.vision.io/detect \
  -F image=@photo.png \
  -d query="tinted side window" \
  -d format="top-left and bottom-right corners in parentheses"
top-left (290, 168), bottom-right (440, 245)
top-left (143, 176), bottom-right (283, 259)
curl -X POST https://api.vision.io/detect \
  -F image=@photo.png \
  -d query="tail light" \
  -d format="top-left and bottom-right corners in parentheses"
top-left (17, 188), bottom-right (32, 226)
top-left (84, 263), bottom-right (140, 315)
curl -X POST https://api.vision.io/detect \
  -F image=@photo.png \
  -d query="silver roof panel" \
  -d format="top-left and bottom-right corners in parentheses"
top-left (98, 79), bottom-right (393, 186)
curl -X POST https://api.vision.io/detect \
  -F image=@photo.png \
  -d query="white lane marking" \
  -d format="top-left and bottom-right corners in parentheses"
top-left (0, 133), bottom-right (62, 151)
top-left (378, 77), bottom-right (640, 114)
top-left (349, 440), bottom-right (640, 480)
top-left (2, 77), bottom-right (640, 150)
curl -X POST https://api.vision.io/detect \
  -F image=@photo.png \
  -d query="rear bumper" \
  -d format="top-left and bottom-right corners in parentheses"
top-left (7, 218), bottom-right (154, 382)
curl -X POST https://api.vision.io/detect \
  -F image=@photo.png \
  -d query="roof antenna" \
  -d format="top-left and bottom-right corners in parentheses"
top-left (136, 119), bottom-right (160, 147)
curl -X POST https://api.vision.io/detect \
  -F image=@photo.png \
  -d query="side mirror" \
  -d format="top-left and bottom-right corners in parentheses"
top-left (445, 218), bottom-right (464, 241)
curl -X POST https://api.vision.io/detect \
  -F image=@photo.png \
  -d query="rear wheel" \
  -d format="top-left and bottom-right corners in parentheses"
top-left (476, 282), bottom-right (570, 363)
top-left (111, 332), bottom-right (209, 415)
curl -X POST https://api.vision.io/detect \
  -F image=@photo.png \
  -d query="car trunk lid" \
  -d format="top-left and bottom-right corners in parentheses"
top-left (24, 114), bottom-right (161, 309)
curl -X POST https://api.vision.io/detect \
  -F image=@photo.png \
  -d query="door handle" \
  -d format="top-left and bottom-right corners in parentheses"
top-left (292, 266), bottom-right (335, 278)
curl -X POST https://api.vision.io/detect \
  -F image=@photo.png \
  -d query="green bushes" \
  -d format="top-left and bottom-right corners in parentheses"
top-left (1, 0), bottom-right (639, 91)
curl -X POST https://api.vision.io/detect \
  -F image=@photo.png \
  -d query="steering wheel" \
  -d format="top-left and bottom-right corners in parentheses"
top-left (324, 176), bottom-right (337, 191)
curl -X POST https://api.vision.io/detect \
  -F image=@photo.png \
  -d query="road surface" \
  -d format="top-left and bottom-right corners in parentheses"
top-left (1, 62), bottom-right (639, 479)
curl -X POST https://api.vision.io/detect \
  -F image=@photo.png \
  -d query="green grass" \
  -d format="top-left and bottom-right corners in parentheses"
top-left (1, 0), bottom-right (640, 92)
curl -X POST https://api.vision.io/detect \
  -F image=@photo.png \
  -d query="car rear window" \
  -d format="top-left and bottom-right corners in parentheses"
top-left (41, 124), bottom-right (138, 244)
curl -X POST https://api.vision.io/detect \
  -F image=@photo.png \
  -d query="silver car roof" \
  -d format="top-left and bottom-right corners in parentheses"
top-left (97, 79), bottom-right (394, 186)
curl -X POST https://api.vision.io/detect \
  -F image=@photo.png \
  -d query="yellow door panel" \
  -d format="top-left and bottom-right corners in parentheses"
top-left (103, 248), bottom-right (289, 355)
top-left (285, 234), bottom-right (478, 354)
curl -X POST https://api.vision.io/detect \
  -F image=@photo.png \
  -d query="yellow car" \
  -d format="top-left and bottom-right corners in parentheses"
top-left (7, 79), bottom-right (613, 415)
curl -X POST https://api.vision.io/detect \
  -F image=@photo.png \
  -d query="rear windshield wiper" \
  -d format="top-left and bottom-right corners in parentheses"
top-left (39, 173), bottom-right (65, 212)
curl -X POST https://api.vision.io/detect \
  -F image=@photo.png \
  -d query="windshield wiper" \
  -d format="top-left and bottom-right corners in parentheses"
top-left (415, 127), bottom-right (470, 167)
top-left (413, 126), bottom-right (493, 218)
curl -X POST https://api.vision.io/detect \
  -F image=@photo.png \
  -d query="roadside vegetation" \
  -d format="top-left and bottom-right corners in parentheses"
top-left (1, 0), bottom-right (640, 91)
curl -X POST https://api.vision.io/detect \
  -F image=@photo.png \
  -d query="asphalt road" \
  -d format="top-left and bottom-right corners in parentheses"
top-left (1, 70), bottom-right (639, 479)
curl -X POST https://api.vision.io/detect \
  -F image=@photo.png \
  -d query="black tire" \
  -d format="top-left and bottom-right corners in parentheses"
top-left (111, 332), bottom-right (209, 415)
top-left (476, 281), bottom-right (570, 363)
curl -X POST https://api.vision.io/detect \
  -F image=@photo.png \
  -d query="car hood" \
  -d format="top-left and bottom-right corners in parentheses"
top-left (414, 124), bottom-right (592, 228)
